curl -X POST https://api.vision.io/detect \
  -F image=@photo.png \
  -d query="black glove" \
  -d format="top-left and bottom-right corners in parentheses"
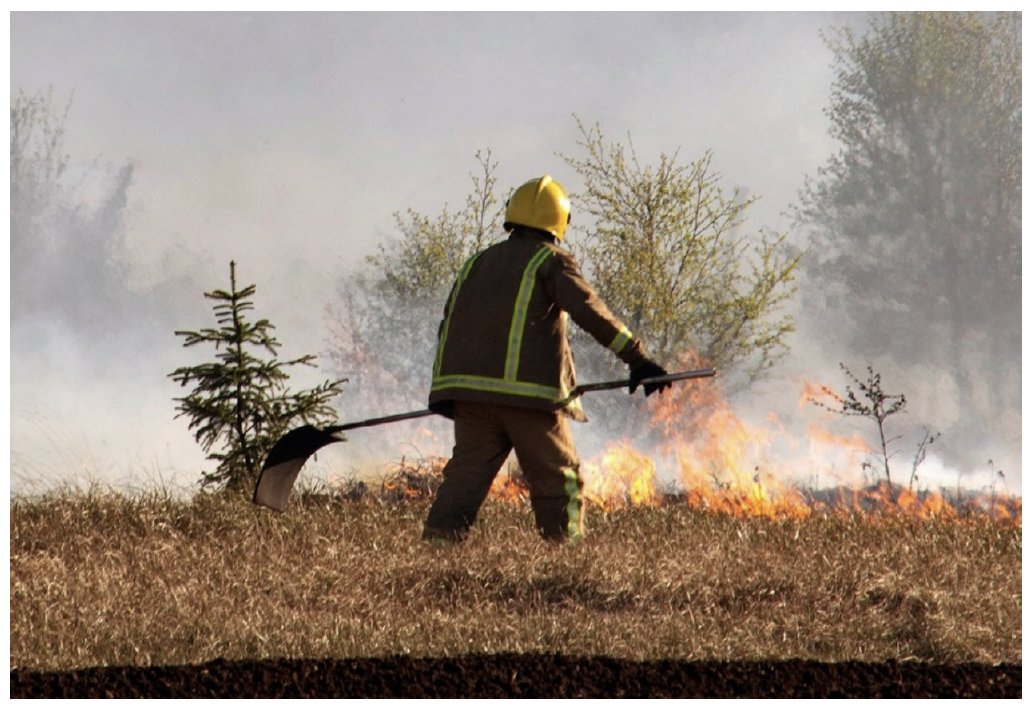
top-left (629, 360), bottom-right (670, 397)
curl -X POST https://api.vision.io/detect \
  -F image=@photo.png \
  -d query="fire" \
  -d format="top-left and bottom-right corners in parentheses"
top-left (354, 353), bottom-right (1019, 525)
top-left (489, 465), bottom-right (531, 504)
top-left (798, 380), bottom-right (830, 408)
top-left (638, 353), bottom-right (816, 519)
top-left (806, 424), bottom-right (871, 453)
top-left (582, 442), bottom-right (659, 510)
top-left (487, 353), bottom-right (1020, 525)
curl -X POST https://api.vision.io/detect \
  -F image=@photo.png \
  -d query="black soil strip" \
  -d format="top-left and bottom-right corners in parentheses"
top-left (11, 654), bottom-right (1021, 699)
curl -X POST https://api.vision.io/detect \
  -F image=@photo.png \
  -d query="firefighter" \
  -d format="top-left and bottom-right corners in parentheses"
top-left (423, 175), bottom-right (670, 543)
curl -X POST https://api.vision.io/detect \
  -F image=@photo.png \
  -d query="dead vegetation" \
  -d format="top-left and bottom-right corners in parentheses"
top-left (9, 479), bottom-right (1021, 673)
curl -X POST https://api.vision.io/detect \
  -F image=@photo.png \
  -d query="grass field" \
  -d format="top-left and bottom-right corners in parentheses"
top-left (10, 479), bottom-right (1021, 674)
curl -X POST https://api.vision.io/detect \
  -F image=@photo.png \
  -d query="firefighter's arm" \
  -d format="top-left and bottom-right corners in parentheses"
top-left (545, 251), bottom-right (648, 367)
top-left (546, 251), bottom-right (672, 396)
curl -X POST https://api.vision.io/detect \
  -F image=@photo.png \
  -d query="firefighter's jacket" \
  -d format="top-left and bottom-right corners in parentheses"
top-left (428, 230), bottom-right (649, 421)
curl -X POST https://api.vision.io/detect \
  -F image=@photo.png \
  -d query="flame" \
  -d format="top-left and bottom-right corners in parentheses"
top-left (806, 424), bottom-right (871, 453)
top-left (644, 353), bottom-right (814, 520)
top-left (496, 353), bottom-right (1018, 525)
top-left (489, 466), bottom-right (530, 504)
top-left (352, 352), bottom-right (1021, 526)
top-left (582, 442), bottom-right (659, 510)
top-left (799, 380), bottom-right (830, 408)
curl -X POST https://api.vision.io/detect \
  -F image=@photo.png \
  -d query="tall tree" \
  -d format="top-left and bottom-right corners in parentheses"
top-left (796, 12), bottom-right (1021, 440)
top-left (561, 117), bottom-right (801, 379)
top-left (10, 87), bottom-right (135, 339)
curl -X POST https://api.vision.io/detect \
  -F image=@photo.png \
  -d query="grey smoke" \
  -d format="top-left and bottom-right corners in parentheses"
top-left (9, 12), bottom-right (1020, 497)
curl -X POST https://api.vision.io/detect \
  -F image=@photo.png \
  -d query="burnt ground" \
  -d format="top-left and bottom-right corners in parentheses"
top-left (11, 654), bottom-right (1020, 698)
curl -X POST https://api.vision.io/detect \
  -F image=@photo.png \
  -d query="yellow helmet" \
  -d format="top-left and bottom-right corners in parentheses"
top-left (504, 175), bottom-right (572, 242)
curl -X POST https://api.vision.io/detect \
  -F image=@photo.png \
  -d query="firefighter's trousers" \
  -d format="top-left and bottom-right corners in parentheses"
top-left (423, 401), bottom-right (584, 542)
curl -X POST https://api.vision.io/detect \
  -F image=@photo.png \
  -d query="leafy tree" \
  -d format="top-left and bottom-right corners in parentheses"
top-left (325, 150), bottom-right (504, 410)
top-left (11, 87), bottom-right (71, 265)
top-left (170, 261), bottom-right (346, 492)
top-left (561, 117), bottom-right (802, 379)
top-left (795, 13), bottom-right (1021, 437)
top-left (10, 87), bottom-right (134, 339)
top-left (327, 122), bottom-right (802, 433)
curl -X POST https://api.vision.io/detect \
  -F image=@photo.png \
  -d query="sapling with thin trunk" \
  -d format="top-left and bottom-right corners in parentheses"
top-left (813, 363), bottom-right (913, 503)
top-left (169, 261), bottom-right (346, 492)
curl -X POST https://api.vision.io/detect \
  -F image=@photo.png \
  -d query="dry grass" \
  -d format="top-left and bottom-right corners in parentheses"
top-left (10, 484), bottom-right (1021, 672)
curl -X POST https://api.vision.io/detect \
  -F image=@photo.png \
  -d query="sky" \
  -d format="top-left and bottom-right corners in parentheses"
top-left (12, 12), bottom-right (842, 279)
top-left (9, 11), bottom-right (1020, 496)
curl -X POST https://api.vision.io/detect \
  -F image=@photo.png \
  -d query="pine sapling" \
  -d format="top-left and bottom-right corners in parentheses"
top-left (169, 261), bottom-right (346, 492)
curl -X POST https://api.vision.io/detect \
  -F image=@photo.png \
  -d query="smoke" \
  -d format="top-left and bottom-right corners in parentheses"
top-left (10, 143), bottom-right (204, 495)
top-left (9, 13), bottom-right (1020, 499)
top-left (724, 283), bottom-right (1022, 496)
top-left (10, 140), bottom-right (1020, 500)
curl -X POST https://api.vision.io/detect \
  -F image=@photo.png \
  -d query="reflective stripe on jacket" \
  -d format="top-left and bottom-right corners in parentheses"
top-left (428, 230), bottom-right (648, 421)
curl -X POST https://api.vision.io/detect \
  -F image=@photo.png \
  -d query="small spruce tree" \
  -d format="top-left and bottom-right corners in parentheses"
top-left (169, 261), bottom-right (346, 492)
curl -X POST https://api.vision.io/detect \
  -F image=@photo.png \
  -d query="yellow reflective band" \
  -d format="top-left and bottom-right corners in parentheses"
top-left (563, 467), bottom-right (583, 543)
top-left (608, 326), bottom-right (633, 354)
top-left (431, 374), bottom-right (564, 402)
top-left (433, 251), bottom-right (484, 378)
top-left (504, 245), bottom-right (553, 382)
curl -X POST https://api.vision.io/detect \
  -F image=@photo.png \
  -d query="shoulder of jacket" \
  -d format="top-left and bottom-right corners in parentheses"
top-left (462, 239), bottom-right (506, 265)
top-left (539, 242), bottom-right (581, 271)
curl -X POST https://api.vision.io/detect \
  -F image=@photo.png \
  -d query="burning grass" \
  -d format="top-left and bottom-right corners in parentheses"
top-left (10, 480), bottom-right (1021, 673)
